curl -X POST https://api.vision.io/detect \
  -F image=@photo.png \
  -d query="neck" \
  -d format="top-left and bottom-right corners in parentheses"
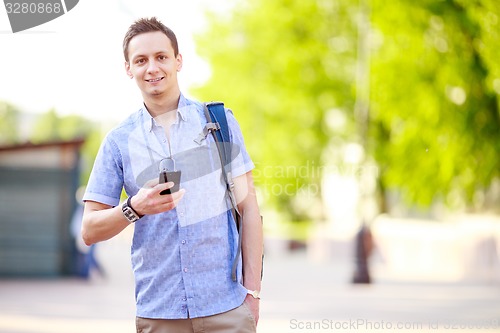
top-left (143, 89), bottom-right (181, 118)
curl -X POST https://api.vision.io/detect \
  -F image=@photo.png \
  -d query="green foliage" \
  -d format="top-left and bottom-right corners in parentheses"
top-left (370, 0), bottom-right (500, 208)
top-left (0, 101), bottom-right (101, 191)
top-left (192, 0), bottom-right (359, 220)
top-left (0, 101), bottom-right (20, 144)
top-left (27, 108), bottom-right (101, 187)
top-left (30, 108), bottom-right (92, 143)
top-left (194, 0), bottom-right (500, 216)
top-left (30, 109), bottom-right (59, 143)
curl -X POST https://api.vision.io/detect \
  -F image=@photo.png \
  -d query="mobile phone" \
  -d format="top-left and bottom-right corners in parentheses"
top-left (159, 170), bottom-right (182, 195)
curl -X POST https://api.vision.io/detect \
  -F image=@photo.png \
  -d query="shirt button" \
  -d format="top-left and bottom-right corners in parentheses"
top-left (182, 297), bottom-right (187, 301)
top-left (181, 240), bottom-right (186, 244)
top-left (183, 268), bottom-right (188, 273)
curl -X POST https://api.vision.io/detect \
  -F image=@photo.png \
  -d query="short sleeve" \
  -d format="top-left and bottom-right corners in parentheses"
top-left (83, 135), bottom-right (124, 207)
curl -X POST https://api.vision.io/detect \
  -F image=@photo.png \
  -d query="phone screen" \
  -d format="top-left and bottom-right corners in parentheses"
top-left (159, 170), bottom-right (182, 195)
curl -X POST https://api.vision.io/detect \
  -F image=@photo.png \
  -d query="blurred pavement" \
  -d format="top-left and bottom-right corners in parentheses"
top-left (1, 232), bottom-right (499, 333)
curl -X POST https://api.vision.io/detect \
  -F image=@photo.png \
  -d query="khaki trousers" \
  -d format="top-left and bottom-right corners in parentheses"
top-left (136, 302), bottom-right (257, 333)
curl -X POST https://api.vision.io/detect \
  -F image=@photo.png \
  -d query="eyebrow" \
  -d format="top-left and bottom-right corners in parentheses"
top-left (131, 51), bottom-right (169, 61)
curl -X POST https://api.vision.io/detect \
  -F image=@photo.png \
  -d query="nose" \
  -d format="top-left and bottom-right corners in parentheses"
top-left (147, 58), bottom-right (159, 73)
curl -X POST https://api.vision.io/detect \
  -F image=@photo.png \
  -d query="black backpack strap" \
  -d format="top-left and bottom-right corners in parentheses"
top-left (202, 102), bottom-right (242, 282)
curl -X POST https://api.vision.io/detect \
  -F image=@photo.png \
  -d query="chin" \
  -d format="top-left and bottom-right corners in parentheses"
top-left (149, 89), bottom-right (164, 96)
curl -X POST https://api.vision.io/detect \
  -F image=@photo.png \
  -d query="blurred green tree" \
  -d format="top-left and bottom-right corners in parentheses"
top-left (192, 0), bottom-right (359, 221)
top-left (28, 108), bottom-right (100, 186)
top-left (194, 0), bottom-right (500, 216)
top-left (30, 108), bottom-right (59, 143)
top-left (30, 108), bottom-right (93, 143)
top-left (369, 0), bottom-right (500, 209)
top-left (0, 101), bottom-right (20, 144)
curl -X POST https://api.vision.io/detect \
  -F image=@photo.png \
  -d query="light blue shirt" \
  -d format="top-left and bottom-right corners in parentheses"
top-left (83, 95), bottom-right (254, 319)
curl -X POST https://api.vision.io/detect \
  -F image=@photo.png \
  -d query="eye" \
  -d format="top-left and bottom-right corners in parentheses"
top-left (135, 58), bottom-right (146, 65)
top-left (158, 55), bottom-right (167, 61)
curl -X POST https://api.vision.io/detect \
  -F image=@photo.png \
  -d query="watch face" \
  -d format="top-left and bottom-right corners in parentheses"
top-left (247, 290), bottom-right (260, 299)
top-left (122, 202), bottom-right (139, 223)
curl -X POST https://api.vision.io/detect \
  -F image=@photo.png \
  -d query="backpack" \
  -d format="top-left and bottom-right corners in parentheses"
top-left (197, 102), bottom-right (241, 281)
top-left (199, 102), bottom-right (263, 282)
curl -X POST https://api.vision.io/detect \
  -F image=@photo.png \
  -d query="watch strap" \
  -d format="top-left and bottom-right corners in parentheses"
top-left (246, 289), bottom-right (260, 299)
top-left (127, 196), bottom-right (144, 218)
top-left (122, 196), bottom-right (142, 223)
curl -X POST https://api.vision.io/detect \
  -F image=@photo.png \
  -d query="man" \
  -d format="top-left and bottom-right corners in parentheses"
top-left (81, 17), bottom-right (263, 333)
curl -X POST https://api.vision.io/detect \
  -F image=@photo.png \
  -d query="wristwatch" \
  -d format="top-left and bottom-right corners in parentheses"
top-left (121, 196), bottom-right (142, 223)
top-left (247, 289), bottom-right (261, 299)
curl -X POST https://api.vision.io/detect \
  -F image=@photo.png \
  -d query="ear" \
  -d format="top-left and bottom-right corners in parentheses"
top-left (176, 53), bottom-right (183, 72)
top-left (125, 61), bottom-right (133, 78)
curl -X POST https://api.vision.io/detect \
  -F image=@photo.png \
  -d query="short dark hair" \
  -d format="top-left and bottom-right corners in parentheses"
top-left (123, 17), bottom-right (179, 62)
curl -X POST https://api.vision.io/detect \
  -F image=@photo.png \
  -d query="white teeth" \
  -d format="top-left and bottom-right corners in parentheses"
top-left (148, 77), bottom-right (163, 82)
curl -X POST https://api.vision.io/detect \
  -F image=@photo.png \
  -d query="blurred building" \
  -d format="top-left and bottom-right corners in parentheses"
top-left (0, 139), bottom-right (84, 277)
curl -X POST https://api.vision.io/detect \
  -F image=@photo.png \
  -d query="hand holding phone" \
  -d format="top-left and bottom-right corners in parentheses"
top-left (159, 170), bottom-right (182, 195)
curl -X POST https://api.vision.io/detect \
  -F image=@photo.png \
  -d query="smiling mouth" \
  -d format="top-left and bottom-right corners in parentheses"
top-left (146, 77), bottom-right (164, 83)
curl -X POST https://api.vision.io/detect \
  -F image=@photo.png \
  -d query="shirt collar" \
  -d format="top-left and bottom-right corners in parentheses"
top-left (141, 93), bottom-right (191, 132)
top-left (177, 93), bottom-right (190, 122)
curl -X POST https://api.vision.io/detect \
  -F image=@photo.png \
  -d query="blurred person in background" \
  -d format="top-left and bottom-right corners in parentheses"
top-left (81, 17), bottom-right (262, 333)
top-left (352, 222), bottom-right (374, 284)
top-left (71, 186), bottom-right (105, 279)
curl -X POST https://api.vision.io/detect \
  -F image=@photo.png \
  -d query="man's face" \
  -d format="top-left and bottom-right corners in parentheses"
top-left (125, 31), bottom-right (182, 98)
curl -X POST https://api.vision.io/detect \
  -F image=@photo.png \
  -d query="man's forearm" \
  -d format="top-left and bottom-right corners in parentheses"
top-left (238, 178), bottom-right (263, 326)
top-left (82, 202), bottom-right (130, 246)
top-left (242, 207), bottom-right (263, 290)
top-left (236, 172), bottom-right (263, 291)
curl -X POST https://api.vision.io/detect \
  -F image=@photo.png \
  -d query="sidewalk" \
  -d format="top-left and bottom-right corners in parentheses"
top-left (1, 234), bottom-right (499, 333)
